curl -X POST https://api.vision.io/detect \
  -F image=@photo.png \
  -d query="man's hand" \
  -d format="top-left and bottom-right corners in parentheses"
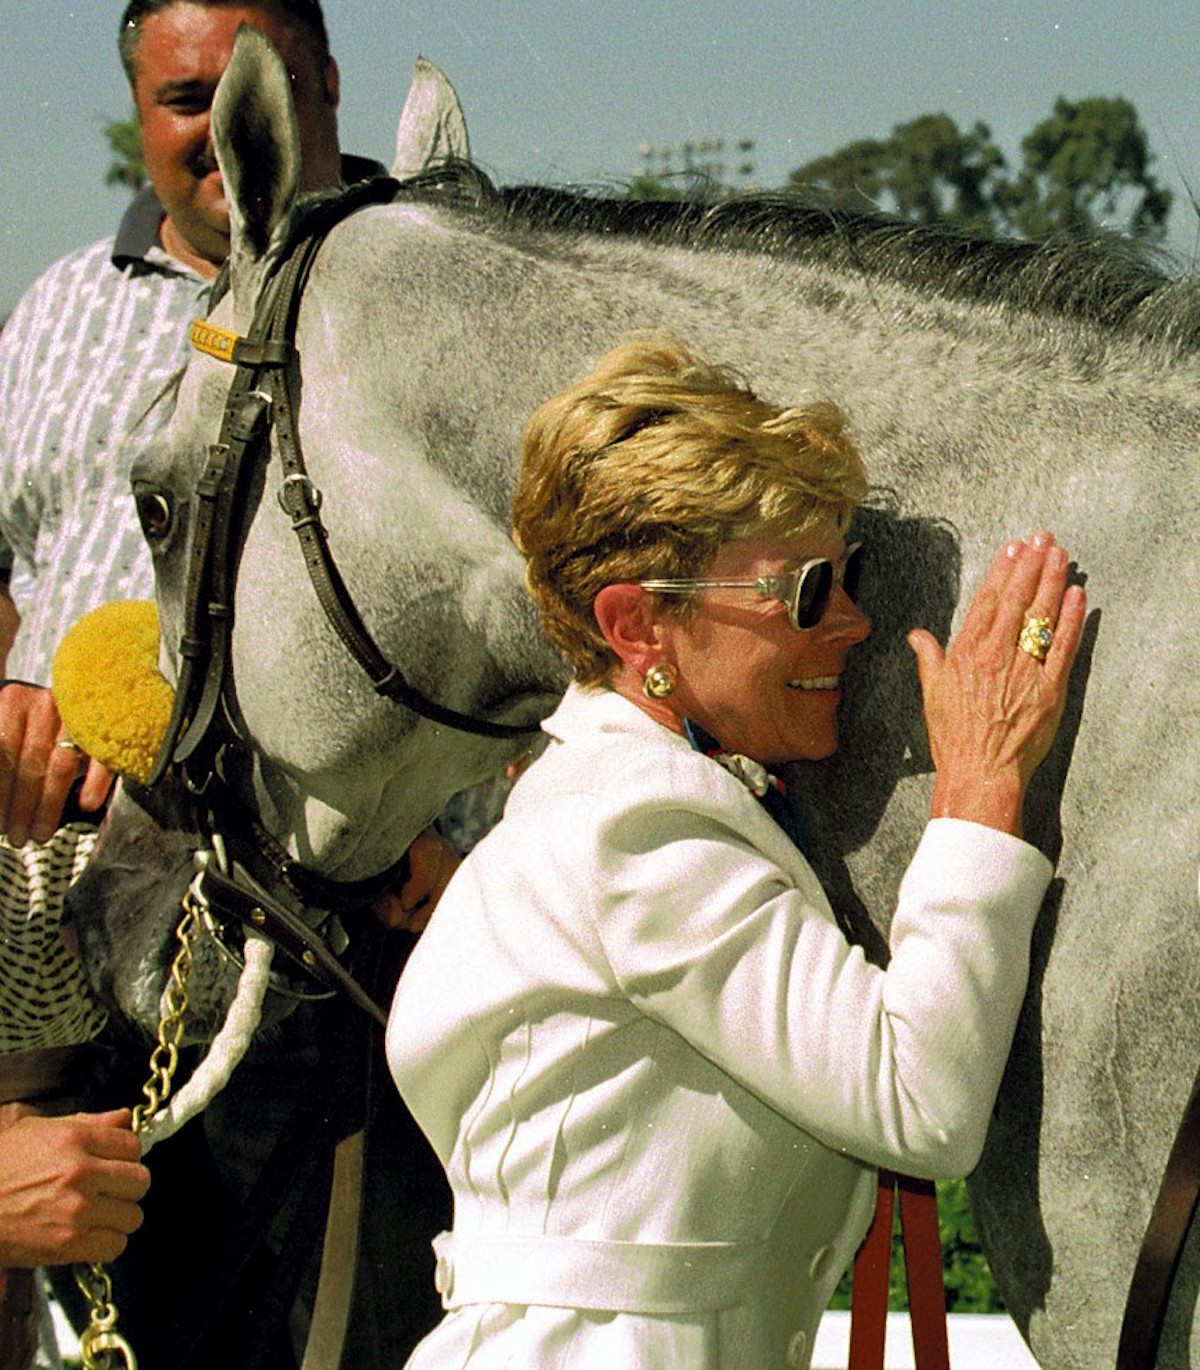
top-left (372, 826), bottom-right (461, 933)
top-left (0, 1109), bottom-right (150, 1267)
top-left (0, 683), bottom-right (114, 845)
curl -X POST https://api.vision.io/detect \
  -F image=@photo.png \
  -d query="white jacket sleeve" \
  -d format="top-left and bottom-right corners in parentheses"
top-left (593, 798), bottom-right (1051, 1178)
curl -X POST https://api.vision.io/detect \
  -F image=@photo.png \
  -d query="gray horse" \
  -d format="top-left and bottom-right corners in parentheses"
top-left (69, 25), bottom-right (1200, 1370)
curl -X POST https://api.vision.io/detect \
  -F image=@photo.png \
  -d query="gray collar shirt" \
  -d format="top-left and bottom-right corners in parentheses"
top-left (0, 185), bottom-right (212, 682)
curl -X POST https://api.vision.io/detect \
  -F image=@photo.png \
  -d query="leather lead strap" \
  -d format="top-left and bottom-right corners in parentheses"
top-left (196, 862), bottom-right (388, 1027)
top-left (899, 1177), bottom-right (952, 1370)
top-left (849, 1171), bottom-right (950, 1370)
top-left (300, 1130), bottom-right (366, 1370)
top-left (848, 1174), bottom-right (894, 1369)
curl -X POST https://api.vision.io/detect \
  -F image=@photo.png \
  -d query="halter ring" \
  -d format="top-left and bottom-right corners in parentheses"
top-left (1018, 616), bottom-right (1054, 662)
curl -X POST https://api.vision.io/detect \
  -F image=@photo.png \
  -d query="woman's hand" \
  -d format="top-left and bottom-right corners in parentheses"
top-left (907, 531), bottom-right (1087, 837)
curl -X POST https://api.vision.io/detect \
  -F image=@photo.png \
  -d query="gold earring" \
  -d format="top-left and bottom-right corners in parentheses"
top-left (643, 663), bottom-right (678, 700)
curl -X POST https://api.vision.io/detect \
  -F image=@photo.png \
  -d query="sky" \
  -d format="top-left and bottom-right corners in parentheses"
top-left (2, 1), bottom-right (1198, 314)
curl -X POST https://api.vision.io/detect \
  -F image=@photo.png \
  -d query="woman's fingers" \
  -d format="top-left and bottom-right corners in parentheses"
top-left (913, 531), bottom-right (1087, 835)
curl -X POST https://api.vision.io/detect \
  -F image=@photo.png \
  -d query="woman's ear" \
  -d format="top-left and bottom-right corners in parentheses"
top-left (593, 584), bottom-right (668, 678)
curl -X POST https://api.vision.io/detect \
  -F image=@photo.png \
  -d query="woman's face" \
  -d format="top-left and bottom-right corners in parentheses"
top-left (658, 526), bottom-right (871, 765)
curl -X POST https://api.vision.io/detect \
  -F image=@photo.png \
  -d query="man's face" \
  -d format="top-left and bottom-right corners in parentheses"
top-left (130, 2), bottom-right (342, 271)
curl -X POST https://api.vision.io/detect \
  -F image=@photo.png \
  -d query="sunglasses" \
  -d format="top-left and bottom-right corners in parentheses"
top-left (637, 541), bottom-right (865, 631)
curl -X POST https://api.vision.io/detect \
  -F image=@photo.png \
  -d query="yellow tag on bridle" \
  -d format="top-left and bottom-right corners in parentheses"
top-left (189, 318), bottom-right (243, 364)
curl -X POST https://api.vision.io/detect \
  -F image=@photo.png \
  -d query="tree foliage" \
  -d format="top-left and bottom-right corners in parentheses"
top-left (789, 115), bottom-right (1006, 237)
top-left (827, 1179), bottom-right (1005, 1314)
top-left (103, 110), bottom-right (146, 194)
top-left (998, 96), bottom-right (1172, 240)
top-left (624, 172), bottom-right (688, 202)
top-left (787, 96), bottom-right (1171, 242)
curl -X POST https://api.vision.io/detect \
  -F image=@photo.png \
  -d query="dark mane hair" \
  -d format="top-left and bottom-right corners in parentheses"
top-left (395, 161), bottom-right (1200, 355)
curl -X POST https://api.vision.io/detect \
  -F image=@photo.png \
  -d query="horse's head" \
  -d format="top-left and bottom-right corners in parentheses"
top-left (131, 29), bottom-right (564, 889)
top-left (68, 34), bottom-right (562, 1043)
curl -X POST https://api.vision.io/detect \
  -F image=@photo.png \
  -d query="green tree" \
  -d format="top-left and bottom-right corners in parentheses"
top-left (625, 172), bottom-right (688, 202)
top-left (789, 114), bottom-right (1007, 236)
top-left (786, 96), bottom-right (1171, 242)
top-left (104, 111), bottom-right (145, 193)
top-left (827, 1179), bottom-right (1005, 1313)
top-left (996, 96), bottom-right (1171, 241)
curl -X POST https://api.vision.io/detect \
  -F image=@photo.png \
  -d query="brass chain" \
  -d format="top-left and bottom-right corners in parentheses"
top-left (74, 887), bottom-right (206, 1370)
top-left (131, 889), bottom-right (202, 1132)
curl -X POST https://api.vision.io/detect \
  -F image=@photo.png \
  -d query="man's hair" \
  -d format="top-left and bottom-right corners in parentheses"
top-left (118, 0), bottom-right (331, 83)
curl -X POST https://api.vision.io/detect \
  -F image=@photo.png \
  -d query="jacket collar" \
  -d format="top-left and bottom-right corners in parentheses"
top-left (541, 682), bottom-right (690, 752)
top-left (541, 684), bottom-right (809, 852)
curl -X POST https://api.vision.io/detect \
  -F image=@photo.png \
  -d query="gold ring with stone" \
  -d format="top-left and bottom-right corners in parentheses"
top-left (1018, 616), bottom-right (1054, 662)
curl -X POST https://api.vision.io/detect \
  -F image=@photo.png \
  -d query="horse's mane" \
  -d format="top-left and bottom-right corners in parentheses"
top-left (395, 162), bottom-right (1200, 355)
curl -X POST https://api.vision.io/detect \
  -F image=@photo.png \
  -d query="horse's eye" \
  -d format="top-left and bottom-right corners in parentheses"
top-left (135, 489), bottom-right (174, 541)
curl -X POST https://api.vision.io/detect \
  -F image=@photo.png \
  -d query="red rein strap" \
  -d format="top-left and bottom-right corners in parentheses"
top-left (849, 1171), bottom-right (950, 1370)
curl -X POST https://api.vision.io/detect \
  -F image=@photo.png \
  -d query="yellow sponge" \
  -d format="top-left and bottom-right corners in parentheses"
top-left (51, 600), bottom-right (175, 785)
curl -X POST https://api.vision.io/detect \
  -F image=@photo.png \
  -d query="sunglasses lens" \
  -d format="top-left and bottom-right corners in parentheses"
top-left (794, 559), bottom-right (834, 629)
top-left (842, 543), bottom-right (865, 605)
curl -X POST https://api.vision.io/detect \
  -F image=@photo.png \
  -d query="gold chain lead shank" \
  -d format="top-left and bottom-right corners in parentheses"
top-left (74, 891), bottom-right (205, 1370)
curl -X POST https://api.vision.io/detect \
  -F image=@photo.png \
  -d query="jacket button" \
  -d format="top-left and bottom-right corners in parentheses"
top-left (785, 1328), bottom-right (808, 1367)
top-left (434, 1254), bottom-right (454, 1301)
top-left (808, 1245), bottom-right (833, 1281)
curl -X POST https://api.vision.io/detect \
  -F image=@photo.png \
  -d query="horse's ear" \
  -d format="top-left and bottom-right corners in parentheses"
top-left (392, 58), bottom-right (471, 179)
top-left (211, 24), bottom-right (301, 323)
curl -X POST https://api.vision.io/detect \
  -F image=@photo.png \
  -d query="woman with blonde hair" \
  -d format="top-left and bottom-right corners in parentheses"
top-left (388, 332), bottom-right (1086, 1369)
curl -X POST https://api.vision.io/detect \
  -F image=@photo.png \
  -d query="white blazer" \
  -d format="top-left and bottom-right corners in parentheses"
top-left (388, 684), bottom-right (1051, 1369)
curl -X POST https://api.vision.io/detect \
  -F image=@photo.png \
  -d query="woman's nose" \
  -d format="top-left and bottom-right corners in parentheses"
top-left (825, 589), bottom-right (871, 643)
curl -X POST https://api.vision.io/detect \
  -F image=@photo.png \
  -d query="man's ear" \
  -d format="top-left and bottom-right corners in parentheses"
top-left (593, 584), bottom-right (669, 678)
top-left (323, 55), bottom-right (341, 109)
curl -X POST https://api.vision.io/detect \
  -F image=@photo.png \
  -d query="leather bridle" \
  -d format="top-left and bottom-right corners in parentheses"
top-left (143, 176), bottom-right (540, 1018)
top-left (150, 175), bottom-right (537, 794)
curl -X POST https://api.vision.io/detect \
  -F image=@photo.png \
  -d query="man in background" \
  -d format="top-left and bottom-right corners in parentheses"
top-left (0, 5), bottom-right (451, 1366)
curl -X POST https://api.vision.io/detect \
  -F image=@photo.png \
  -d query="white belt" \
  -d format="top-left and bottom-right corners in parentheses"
top-left (432, 1229), bottom-right (766, 1314)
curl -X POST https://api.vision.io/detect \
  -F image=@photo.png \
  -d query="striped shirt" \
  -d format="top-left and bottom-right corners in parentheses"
top-left (0, 187), bottom-right (212, 682)
top-left (0, 158), bottom-right (385, 684)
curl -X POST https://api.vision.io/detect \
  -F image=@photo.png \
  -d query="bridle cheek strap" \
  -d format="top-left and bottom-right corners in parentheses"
top-left (149, 175), bottom-right (537, 795)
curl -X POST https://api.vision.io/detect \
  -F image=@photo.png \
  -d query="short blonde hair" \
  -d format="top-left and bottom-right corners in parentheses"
top-left (512, 331), bottom-right (868, 684)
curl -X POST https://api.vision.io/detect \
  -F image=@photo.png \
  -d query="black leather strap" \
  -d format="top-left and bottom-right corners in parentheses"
top-left (1118, 1061), bottom-right (1200, 1368)
top-left (195, 862), bottom-right (388, 1027)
